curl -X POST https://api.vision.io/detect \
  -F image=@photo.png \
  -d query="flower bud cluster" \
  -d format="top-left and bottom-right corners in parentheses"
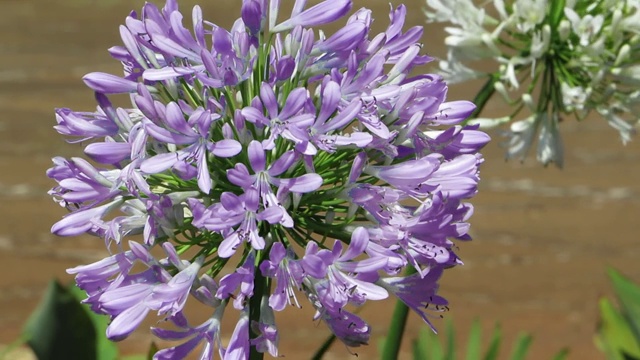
top-left (50, 0), bottom-right (488, 358)
top-left (426, 0), bottom-right (640, 167)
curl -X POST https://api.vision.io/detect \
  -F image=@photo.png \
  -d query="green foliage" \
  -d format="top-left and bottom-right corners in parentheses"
top-left (21, 280), bottom-right (117, 360)
top-left (411, 320), bottom-right (568, 360)
top-left (596, 269), bottom-right (640, 360)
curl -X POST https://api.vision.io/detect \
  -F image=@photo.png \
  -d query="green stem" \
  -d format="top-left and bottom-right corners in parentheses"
top-left (463, 75), bottom-right (497, 125)
top-left (311, 333), bottom-right (337, 360)
top-left (381, 266), bottom-right (417, 360)
top-left (249, 251), bottom-right (266, 360)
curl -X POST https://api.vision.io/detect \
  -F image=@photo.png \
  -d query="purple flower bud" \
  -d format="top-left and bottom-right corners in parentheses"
top-left (82, 72), bottom-right (140, 94)
top-left (84, 141), bottom-right (131, 164)
top-left (271, 0), bottom-right (352, 32)
top-left (241, 0), bottom-right (263, 35)
top-left (54, 108), bottom-right (119, 142)
top-left (365, 154), bottom-right (441, 188)
top-left (314, 21), bottom-right (367, 53)
top-left (429, 100), bottom-right (476, 125)
top-left (275, 55), bottom-right (295, 81)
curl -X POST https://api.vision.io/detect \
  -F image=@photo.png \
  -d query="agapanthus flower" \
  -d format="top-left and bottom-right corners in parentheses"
top-left (50, 0), bottom-right (488, 358)
top-left (426, 0), bottom-right (640, 167)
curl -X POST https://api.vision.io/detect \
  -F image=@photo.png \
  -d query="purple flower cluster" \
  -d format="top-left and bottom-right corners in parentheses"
top-left (49, 0), bottom-right (489, 358)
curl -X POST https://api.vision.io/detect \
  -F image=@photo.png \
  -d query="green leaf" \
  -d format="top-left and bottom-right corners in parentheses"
top-left (69, 283), bottom-right (118, 360)
top-left (428, 328), bottom-right (444, 360)
top-left (608, 268), bottom-right (640, 342)
top-left (312, 333), bottom-right (336, 360)
top-left (595, 297), bottom-right (640, 360)
top-left (22, 280), bottom-right (100, 360)
top-left (465, 319), bottom-right (482, 360)
top-left (444, 320), bottom-right (455, 360)
top-left (413, 330), bottom-right (429, 360)
top-left (413, 326), bottom-right (443, 360)
top-left (508, 334), bottom-right (533, 360)
top-left (552, 348), bottom-right (570, 360)
top-left (483, 325), bottom-right (502, 360)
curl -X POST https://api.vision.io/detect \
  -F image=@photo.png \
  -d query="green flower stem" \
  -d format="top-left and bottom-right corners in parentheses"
top-left (311, 333), bottom-right (337, 360)
top-left (249, 250), bottom-right (267, 360)
top-left (463, 74), bottom-right (497, 125)
top-left (381, 266), bottom-right (417, 360)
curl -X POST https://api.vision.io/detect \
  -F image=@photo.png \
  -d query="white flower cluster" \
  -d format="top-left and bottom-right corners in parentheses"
top-left (426, 0), bottom-right (640, 167)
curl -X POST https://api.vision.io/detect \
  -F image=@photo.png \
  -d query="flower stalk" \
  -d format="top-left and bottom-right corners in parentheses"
top-left (249, 250), bottom-right (266, 360)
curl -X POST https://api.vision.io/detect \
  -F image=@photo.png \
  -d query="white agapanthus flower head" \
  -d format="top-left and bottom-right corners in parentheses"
top-left (513, 0), bottom-right (547, 32)
top-left (426, 0), bottom-right (640, 167)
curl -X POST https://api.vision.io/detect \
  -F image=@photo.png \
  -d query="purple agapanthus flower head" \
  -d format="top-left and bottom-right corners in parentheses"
top-left (50, 0), bottom-right (488, 357)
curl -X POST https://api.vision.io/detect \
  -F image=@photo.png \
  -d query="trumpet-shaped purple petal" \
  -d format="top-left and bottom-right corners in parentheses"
top-left (152, 308), bottom-right (225, 360)
top-left (260, 242), bottom-right (303, 311)
top-left (378, 267), bottom-right (447, 331)
top-left (226, 311), bottom-right (250, 359)
top-left (151, 258), bottom-right (202, 317)
top-left (216, 252), bottom-right (255, 309)
top-left (106, 303), bottom-right (151, 341)
top-left (321, 309), bottom-right (370, 347)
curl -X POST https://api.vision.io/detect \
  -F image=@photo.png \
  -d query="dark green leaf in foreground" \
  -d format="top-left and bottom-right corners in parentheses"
top-left (22, 280), bottom-right (99, 360)
top-left (69, 283), bottom-right (119, 360)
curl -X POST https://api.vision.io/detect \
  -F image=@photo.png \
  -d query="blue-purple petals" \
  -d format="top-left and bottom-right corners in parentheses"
top-left (49, 0), bottom-right (488, 358)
